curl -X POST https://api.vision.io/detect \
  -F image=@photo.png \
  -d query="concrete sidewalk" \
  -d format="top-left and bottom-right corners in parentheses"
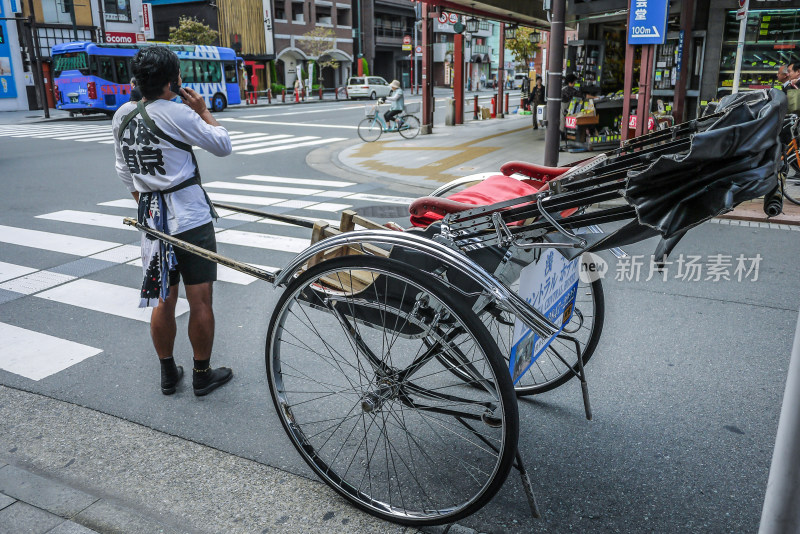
top-left (334, 113), bottom-right (800, 225)
top-left (0, 385), bottom-right (425, 534)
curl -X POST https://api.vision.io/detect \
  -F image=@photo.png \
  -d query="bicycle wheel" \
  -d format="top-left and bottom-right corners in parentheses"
top-left (358, 118), bottom-right (383, 142)
top-left (266, 256), bottom-right (518, 526)
top-left (784, 173), bottom-right (800, 206)
top-left (399, 115), bottom-right (421, 139)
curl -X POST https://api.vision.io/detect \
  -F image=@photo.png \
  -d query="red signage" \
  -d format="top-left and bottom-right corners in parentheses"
top-left (628, 115), bottom-right (656, 130)
top-left (106, 32), bottom-right (137, 44)
top-left (403, 35), bottom-right (411, 45)
top-left (565, 116), bottom-right (577, 129)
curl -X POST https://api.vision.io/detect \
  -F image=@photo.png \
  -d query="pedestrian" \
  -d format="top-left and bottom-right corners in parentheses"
top-left (112, 46), bottom-right (234, 397)
top-left (294, 77), bottom-right (303, 100)
top-left (129, 77), bottom-right (142, 102)
top-left (786, 60), bottom-right (800, 114)
top-left (382, 79), bottom-right (405, 128)
top-left (529, 76), bottom-right (546, 129)
top-left (480, 73), bottom-right (486, 89)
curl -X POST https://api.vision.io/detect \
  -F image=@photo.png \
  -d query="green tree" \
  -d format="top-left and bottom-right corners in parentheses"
top-left (297, 27), bottom-right (339, 87)
top-left (168, 16), bottom-right (219, 45)
top-left (506, 27), bottom-right (540, 71)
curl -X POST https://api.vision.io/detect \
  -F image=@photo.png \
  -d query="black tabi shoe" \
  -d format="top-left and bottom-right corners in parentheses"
top-left (161, 363), bottom-right (184, 395)
top-left (193, 367), bottom-right (233, 397)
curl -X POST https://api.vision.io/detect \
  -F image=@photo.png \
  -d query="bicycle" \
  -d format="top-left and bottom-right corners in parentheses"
top-left (782, 122), bottom-right (800, 205)
top-left (358, 102), bottom-right (421, 142)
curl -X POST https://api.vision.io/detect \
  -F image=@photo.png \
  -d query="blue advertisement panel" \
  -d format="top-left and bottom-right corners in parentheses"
top-left (0, 1), bottom-right (18, 98)
top-left (628, 0), bottom-right (670, 45)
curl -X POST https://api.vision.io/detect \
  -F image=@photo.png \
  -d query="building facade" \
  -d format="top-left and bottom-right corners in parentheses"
top-left (0, 0), bottom-right (145, 111)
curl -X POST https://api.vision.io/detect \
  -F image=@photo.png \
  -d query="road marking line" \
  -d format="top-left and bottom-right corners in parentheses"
top-left (98, 199), bottom-right (137, 209)
top-left (0, 225), bottom-right (120, 256)
top-left (0, 261), bottom-right (38, 283)
top-left (232, 135), bottom-right (318, 151)
top-left (207, 191), bottom-right (288, 206)
top-left (236, 175), bottom-right (355, 187)
top-left (0, 322), bottom-right (103, 381)
top-left (228, 132), bottom-right (274, 141)
top-left (76, 135), bottom-right (116, 142)
top-left (214, 228), bottom-right (309, 253)
top-left (203, 181), bottom-right (322, 196)
top-left (239, 137), bottom-right (347, 155)
top-left (341, 192), bottom-right (414, 205)
top-left (0, 270), bottom-right (75, 294)
top-left (302, 201), bottom-right (352, 212)
top-left (36, 279), bottom-right (189, 323)
top-left (230, 134), bottom-right (294, 147)
top-left (220, 118), bottom-right (359, 130)
top-left (240, 104), bottom-right (363, 118)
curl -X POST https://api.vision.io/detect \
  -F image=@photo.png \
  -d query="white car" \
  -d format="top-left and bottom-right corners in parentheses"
top-left (512, 73), bottom-right (528, 89)
top-left (347, 76), bottom-right (392, 100)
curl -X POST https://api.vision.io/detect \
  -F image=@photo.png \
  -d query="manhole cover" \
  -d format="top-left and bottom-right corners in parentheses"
top-left (355, 205), bottom-right (410, 218)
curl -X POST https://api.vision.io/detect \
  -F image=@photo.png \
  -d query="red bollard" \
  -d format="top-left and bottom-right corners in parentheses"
top-left (473, 95), bottom-right (479, 120)
top-left (335, 87), bottom-right (339, 101)
top-left (491, 96), bottom-right (497, 118)
top-left (505, 93), bottom-right (510, 114)
top-left (319, 86), bottom-right (323, 100)
top-left (267, 89), bottom-right (272, 104)
top-left (282, 89), bottom-right (286, 103)
top-left (295, 89), bottom-right (300, 103)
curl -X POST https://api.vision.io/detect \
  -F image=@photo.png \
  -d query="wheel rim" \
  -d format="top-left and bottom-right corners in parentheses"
top-left (399, 116), bottom-right (421, 139)
top-left (358, 118), bottom-right (382, 142)
top-left (267, 258), bottom-right (516, 525)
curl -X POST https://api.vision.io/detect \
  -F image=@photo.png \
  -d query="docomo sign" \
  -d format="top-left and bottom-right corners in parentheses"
top-left (106, 32), bottom-right (144, 44)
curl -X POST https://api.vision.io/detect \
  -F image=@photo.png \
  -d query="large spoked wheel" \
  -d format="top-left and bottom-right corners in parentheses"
top-left (480, 278), bottom-right (604, 396)
top-left (266, 256), bottom-right (519, 526)
top-left (358, 118), bottom-right (383, 142)
top-left (399, 114), bottom-right (421, 139)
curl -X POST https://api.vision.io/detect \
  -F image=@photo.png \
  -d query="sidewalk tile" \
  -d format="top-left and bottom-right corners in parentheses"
top-left (0, 465), bottom-right (97, 517)
top-left (0, 501), bottom-right (64, 534)
top-left (73, 501), bottom-right (186, 534)
top-left (0, 492), bottom-right (15, 511)
top-left (47, 520), bottom-right (100, 534)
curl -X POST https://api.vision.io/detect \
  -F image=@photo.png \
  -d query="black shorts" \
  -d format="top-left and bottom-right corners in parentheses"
top-left (168, 222), bottom-right (217, 287)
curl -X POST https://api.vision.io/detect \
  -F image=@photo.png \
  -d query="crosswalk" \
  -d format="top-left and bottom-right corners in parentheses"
top-left (0, 124), bottom-right (346, 155)
top-left (0, 173), bottom-right (416, 382)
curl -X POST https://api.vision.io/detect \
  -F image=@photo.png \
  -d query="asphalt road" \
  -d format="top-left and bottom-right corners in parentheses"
top-left (1, 100), bottom-right (799, 533)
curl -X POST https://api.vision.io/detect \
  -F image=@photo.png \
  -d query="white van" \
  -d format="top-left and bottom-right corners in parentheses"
top-left (512, 73), bottom-right (527, 89)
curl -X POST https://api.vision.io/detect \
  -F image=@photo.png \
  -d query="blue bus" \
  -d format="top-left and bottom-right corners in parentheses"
top-left (51, 42), bottom-right (242, 116)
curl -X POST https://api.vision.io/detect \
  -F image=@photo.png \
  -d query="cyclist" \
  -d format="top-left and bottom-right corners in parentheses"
top-left (379, 80), bottom-right (404, 129)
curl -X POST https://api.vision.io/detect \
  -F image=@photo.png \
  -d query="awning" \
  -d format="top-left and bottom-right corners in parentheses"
top-left (470, 54), bottom-right (490, 63)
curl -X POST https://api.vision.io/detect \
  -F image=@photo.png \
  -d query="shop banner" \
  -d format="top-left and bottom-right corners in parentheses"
top-left (628, 0), bottom-right (670, 45)
top-left (0, 1), bottom-right (17, 98)
top-left (262, 0), bottom-right (274, 56)
top-left (142, 3), bottom-right (154, 40)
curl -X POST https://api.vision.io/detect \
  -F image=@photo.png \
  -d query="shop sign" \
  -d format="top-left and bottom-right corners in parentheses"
top-left (628, 0), bottom-right (669, 45)
top-left (106, 32), bottom-right (138, 44)
top-left (142, 3), bottom-right (154, 40)
top-left (262, 0), bottom-right (275, 56)
top-left (628, 115), bottom-right (656, 130)
top-left (736, 0), bottom-right (749, 20)
top-left (675, 30), bottom-right (684, 82)
top-left (402, 35), bottom-right (412, 51)
top-left (0, 1), bottom-right (17, 99)
top-left (565, 116), bottom-right (577, 129)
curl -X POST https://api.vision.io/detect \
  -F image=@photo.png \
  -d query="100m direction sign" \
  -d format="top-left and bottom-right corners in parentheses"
top-left (628, 0), bottom-right (669, 44)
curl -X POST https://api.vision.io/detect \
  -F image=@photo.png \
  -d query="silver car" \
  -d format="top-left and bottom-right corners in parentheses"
top-left (347, 76), bottom-right (392, 100)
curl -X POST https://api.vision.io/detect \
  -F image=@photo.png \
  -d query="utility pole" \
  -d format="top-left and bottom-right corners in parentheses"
top-left (543, 0), bottom-right (565, 167)
top-left (97, 0), bottom-right (106, 42)
top-left (26, 0), bottom-right (49, 118)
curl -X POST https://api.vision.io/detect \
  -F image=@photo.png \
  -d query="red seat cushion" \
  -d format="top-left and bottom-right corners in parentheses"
top-left (409, 174), bottom-right (542, 227)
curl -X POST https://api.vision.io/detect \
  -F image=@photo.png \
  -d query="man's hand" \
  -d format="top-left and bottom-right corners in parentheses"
top-left (179, 87), bottom-right (220, 126)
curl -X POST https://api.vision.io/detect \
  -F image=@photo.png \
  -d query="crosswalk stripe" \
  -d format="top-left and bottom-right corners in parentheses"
top-left (202, 181), bottom-right (322, 196)
top-left (237, 175), bottom-right (355, 188)
top-left (343, 193), bottom-right (414, 205)
top-left (207, 191), bottom-right (287, 206)
top-left (230, 134), bottom-right (293, 146)
top-left (76, 135), bottom-right (116, 142)
top-left (0, 270), bottom-right (76, 295)
top-left (37, 210), bottom-right (136, 232)
top-left (214, 228), bottom-right (309, 253)
top-left (36, 278), bottom-right (189, 323)
top-left (0, 224), bottom-right (120, 256)
top-left (0, 261), bottom-right (38, 283)
top-left (232, 135), bottom-right (316, 151)
top-left (228, 133), bottom-right (273, 141)
top-left (239, 138), bottom-right (346, 155)
top-left (219, 118), bottom-right (359, 130)
top-left (0, 322), bottom-right (103, 381)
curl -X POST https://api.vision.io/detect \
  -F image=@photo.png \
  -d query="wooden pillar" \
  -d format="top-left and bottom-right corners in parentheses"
top-left (421, 2), bottom-right (434, 134)
top-left (498, 23), bottom-right (505, 118)
top-left (454, 33), bottom-right (464, 125)
top-left (635, 45), bottom-right (654, 137)
top-left (672, 0), bottom-right (695, 122)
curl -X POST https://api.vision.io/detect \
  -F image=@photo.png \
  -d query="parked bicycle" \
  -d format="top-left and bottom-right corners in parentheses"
top-left (358, 102), bottom-right (421, 142)
top-left (782, 117), bottom-right (800, 205)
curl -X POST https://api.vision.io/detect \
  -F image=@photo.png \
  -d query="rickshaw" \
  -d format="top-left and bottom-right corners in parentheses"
top-left (124, 89), bottom-right (787, 526)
